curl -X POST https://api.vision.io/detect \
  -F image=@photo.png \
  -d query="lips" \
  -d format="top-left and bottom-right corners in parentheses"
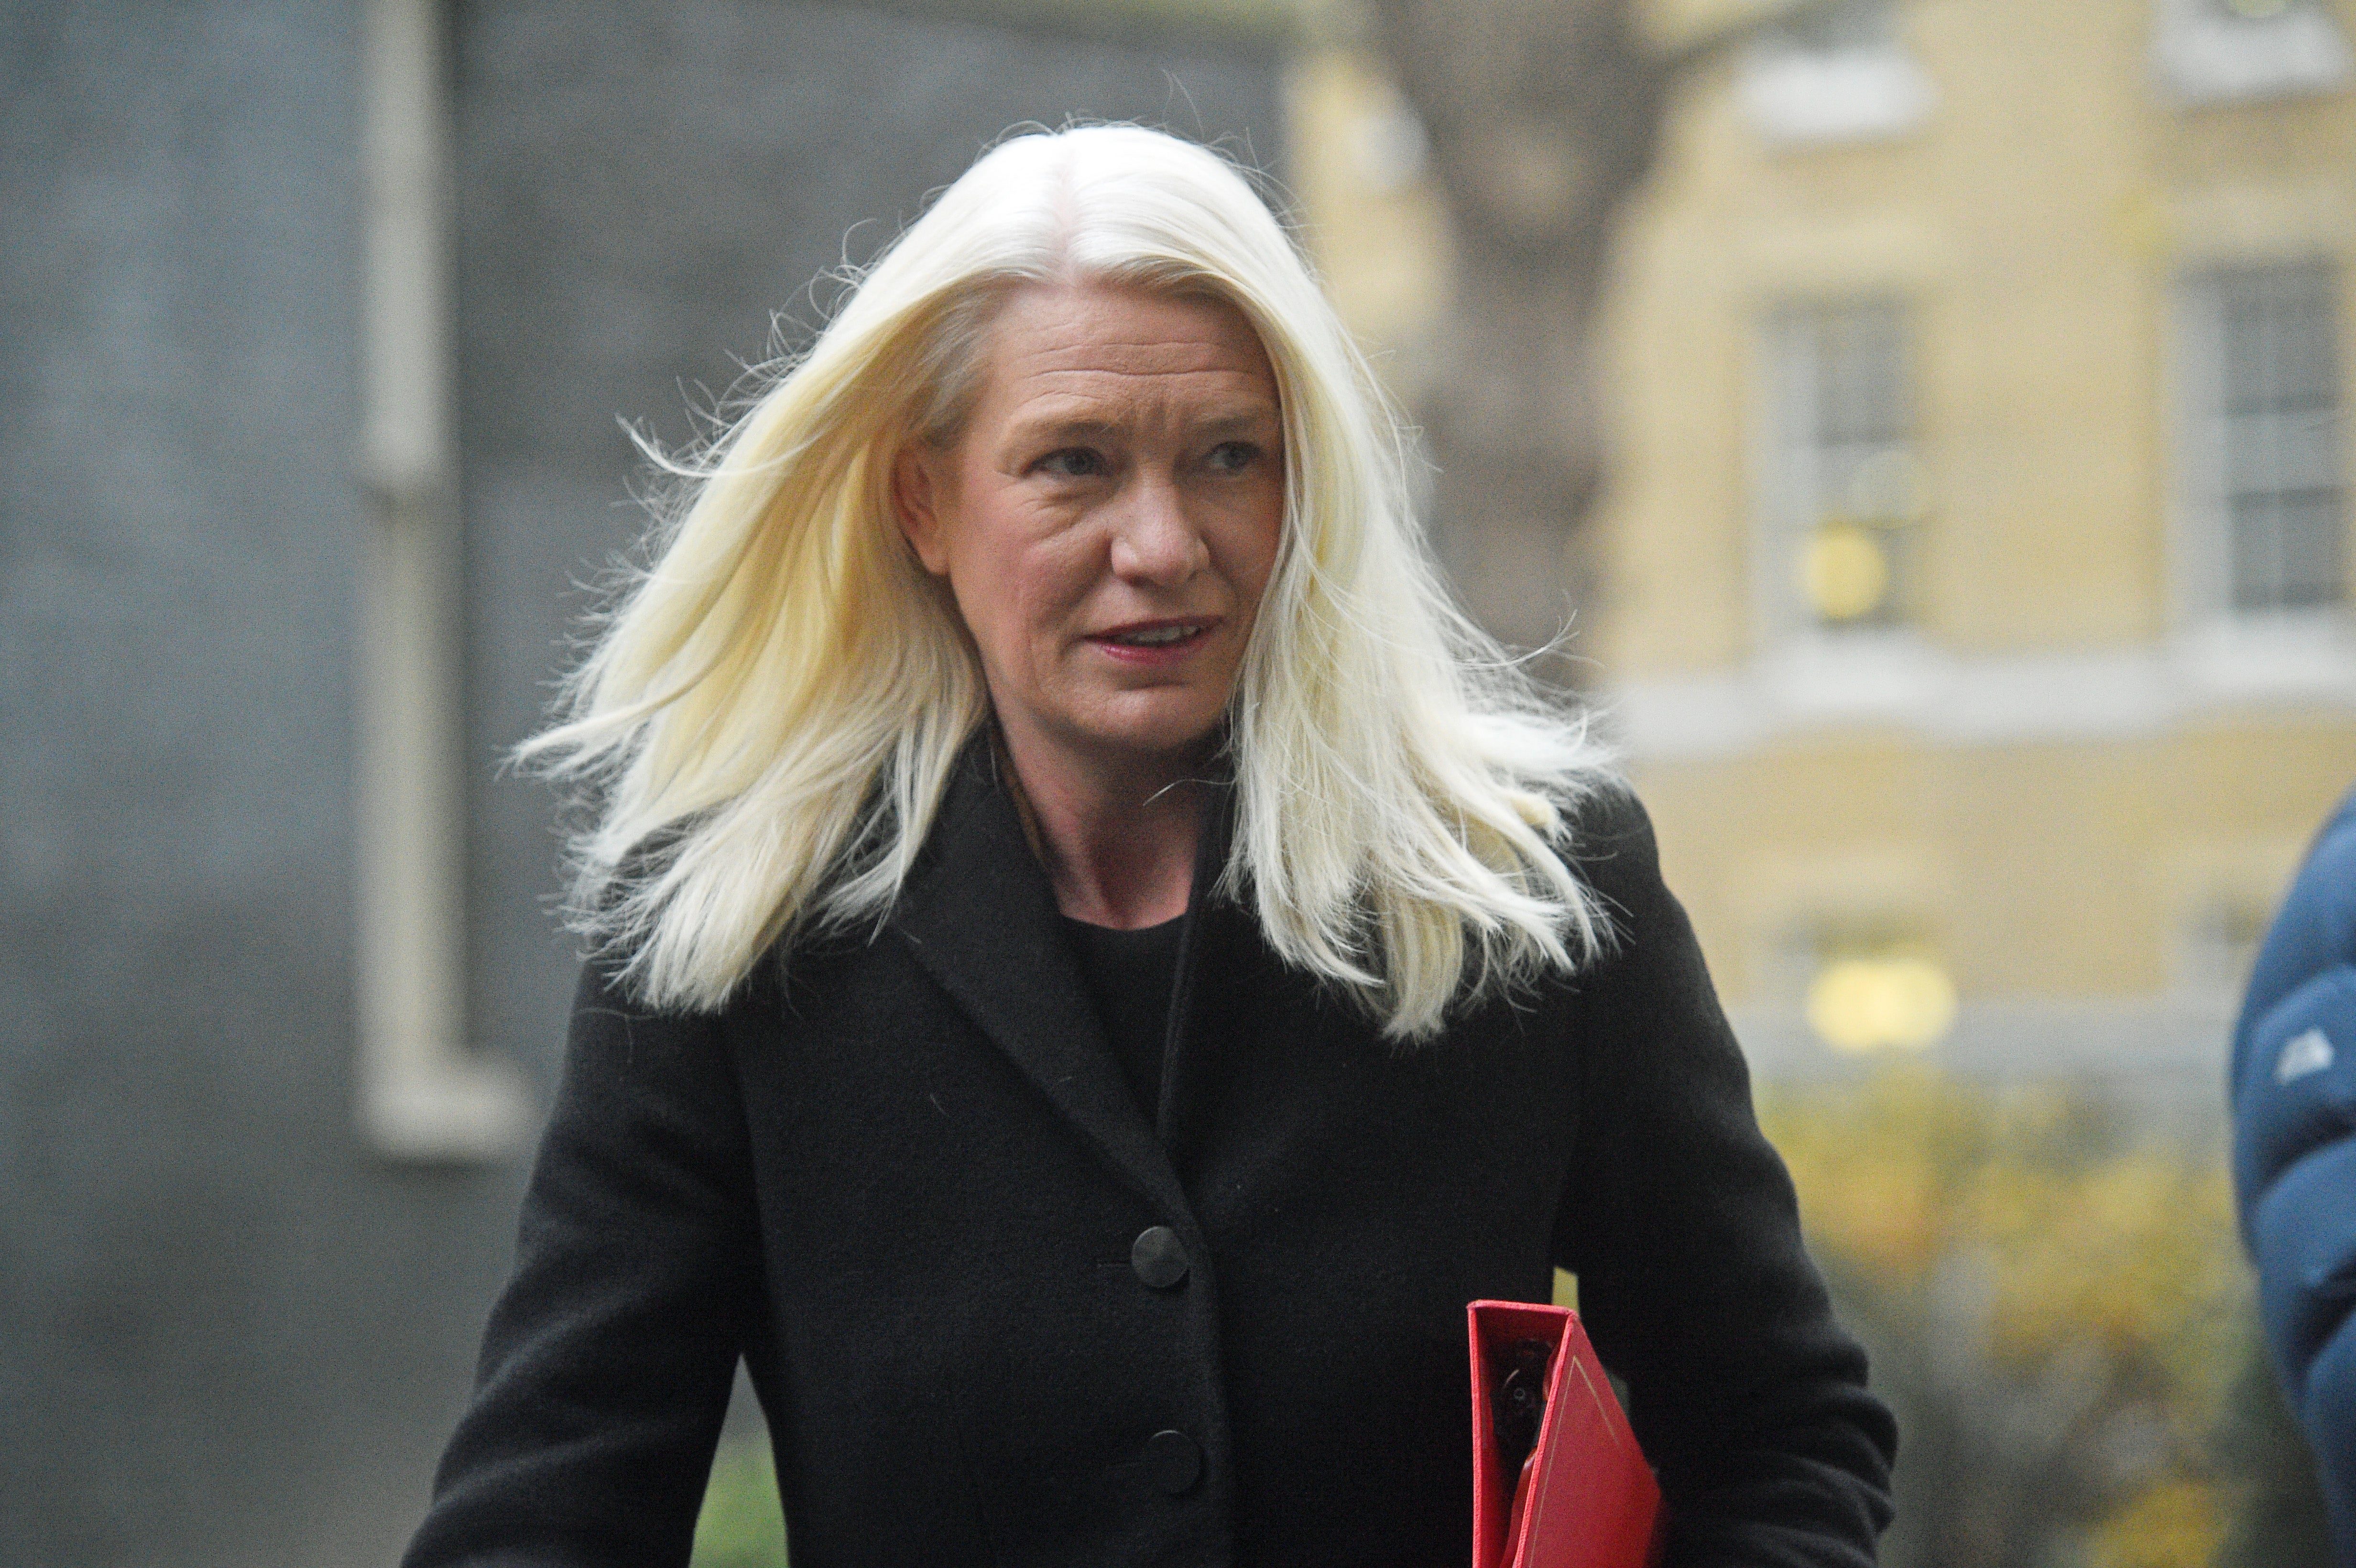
top-left (1106, 622), bottom-right (1203, 646)
top-left (1088, 618), bottom-right (1218, 659)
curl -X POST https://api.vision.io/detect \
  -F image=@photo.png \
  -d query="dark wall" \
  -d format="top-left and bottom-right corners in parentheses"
top-left (0, 2), bottom-right (512, 1563)
top-left (0, 0), bottom-right (1280, 1562)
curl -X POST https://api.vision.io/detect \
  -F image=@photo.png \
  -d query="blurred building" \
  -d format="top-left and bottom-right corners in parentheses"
top-left (1, 3), bottom-right (1280, 1563)
top-left (1298, 0), bottom-right (2356, 1105)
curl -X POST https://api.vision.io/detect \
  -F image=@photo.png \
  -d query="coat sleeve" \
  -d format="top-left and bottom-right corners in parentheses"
top-left (2230, 788), bottom-right (2356, 1561)
top-left (402, 960), bottom-right (765, 1568)
top-left (1550, 786), bottom-right (1898, 1567)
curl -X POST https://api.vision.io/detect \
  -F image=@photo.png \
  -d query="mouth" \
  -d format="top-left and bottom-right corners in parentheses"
top-left (1089, 618), bottom-right (1218, 657)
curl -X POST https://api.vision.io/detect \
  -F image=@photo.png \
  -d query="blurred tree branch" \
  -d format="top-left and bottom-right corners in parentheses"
top-left (1357, 0), bottom-right (1861, 664)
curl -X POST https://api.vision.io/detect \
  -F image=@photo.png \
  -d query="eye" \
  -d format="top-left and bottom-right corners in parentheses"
top-left (1034, 447), bottom-right (1106, 479)
top-left (1204, 440), bottom-right (1262, 475)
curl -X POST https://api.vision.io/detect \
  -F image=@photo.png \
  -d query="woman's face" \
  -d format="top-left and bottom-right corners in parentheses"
top-left (894, 281), bottom-right (1286, 784)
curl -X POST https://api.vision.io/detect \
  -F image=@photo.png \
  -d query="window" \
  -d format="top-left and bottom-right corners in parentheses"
top-left (1743, 0), bottom-right (1936, 147)
top-left (1763, 299), bottom-right (1927, 633)
top-left (2153, 0), bottom-right (2352, 106)
top-left (356, 0), bottom-right (527, 1162)
top-left (2179, 261), bottom-right (2345, 620)
top-left (1774, 917), bottom-right (1955, 1055)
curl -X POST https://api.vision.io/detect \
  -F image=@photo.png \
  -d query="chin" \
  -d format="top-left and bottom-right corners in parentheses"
top-left (1101, 729), bottom-right (1223, 768)
top-left (1082, 706), bottom-right (1226, 767)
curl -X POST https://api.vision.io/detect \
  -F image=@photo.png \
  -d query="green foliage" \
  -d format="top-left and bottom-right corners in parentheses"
top-left (1758, 1067), bottom-right (2246, 1568)
top-left (693, 1439), bottom-right (788, 1568)
top-left (2209, 1325), bottom-right (2335, 1568)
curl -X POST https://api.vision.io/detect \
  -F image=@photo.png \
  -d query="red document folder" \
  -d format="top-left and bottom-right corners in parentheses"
top-left (1468, 1300), bottom-right (1665, 1568)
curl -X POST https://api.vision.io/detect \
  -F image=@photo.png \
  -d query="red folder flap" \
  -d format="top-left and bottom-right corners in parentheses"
top-left (1469, 1300), bottom-right (1664, 1568)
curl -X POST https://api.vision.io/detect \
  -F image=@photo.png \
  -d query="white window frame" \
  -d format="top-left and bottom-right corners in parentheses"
top-left (1751, 295), bottom-right (1930, 706)
top-left (1742, 0), bottom-right (1937, 148)
top-left (2152, 0), bottom-right (2354, 107)
top-left (356, 0), bottom-right (528, 1162)
top-left (2168, 258), bottom-right (2355, 694)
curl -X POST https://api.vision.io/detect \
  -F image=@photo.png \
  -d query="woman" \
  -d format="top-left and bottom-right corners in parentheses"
top-left (404, 126), bottom-right (1896, 1568)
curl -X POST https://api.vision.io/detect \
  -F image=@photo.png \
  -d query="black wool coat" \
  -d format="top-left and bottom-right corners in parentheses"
top-left (404, 748), bottom-right (1897, 1568)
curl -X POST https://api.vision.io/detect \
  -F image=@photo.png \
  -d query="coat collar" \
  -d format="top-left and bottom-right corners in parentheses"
top-left (889, 735), bottom-right (1222, 1223)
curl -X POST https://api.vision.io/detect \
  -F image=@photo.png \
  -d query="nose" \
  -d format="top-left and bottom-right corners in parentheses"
top-left (1107, 474), bottom-right (1209, 586)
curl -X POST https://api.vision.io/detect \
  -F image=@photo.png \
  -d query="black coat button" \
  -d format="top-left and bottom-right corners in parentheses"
top-left (1130, 1225), bottom-right (1189, 1289)
top-left (1146, 1428), bottom-right (1202, 1494)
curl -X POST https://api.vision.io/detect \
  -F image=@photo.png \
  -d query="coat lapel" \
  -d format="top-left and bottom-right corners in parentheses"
top-left (1157, 771), bottom-right (1243, 1169)
top-left (890, 740), bottom-right (1194, 1222)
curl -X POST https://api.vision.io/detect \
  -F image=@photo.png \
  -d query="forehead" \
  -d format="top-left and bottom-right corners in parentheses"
top-left (973, 282), bottom-right (1280, 423)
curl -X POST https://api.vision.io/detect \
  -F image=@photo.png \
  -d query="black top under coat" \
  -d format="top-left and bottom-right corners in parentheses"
top-left (1060, 912), bottom-right (1185, 1126)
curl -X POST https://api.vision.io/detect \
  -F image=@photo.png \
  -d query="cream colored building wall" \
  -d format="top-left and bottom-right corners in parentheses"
top-left (1606, 0), bottom-right (2356, 672)
top-left (1597, 0), bottom-right (2356, 1030)
top-left (1639, 724), bottom-right (2345, 1001)
top-left (1290, 1), bottom-right (2356, 1064)
top-left (1282, 45), bottom-right (1453, 405)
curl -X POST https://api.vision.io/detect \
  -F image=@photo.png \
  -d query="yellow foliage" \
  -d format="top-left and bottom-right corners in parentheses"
top-left (1759, 1065), bottom-right (1994, 1278)
top-left (2088, 1480), bottom-right (2222, 1568)
top-left (1758, 1066), bottom-right (2247, 1565)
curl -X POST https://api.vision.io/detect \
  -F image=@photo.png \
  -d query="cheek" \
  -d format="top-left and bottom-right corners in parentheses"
top-left (1225, 497), bottom-right (1287, 618)
top-left (951, 529), bottom-right (1093, 664)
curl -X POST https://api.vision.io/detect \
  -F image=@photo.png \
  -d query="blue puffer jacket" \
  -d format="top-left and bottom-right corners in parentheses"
top-left (2233, 785), bottom-right (2356, 1561)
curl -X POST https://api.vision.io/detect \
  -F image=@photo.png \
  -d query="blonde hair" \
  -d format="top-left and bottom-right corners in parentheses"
top-left (525, 124), bottom-right (1617, 1041)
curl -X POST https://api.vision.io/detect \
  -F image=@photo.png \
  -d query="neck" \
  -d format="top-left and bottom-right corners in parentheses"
top-left (995, 724), bottom-right (1209, 930)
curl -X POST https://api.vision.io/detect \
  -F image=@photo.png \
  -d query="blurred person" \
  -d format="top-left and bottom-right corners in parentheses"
top-left (2232, 784), bottom-right (2356, 1563)
top-left (401, 125), bottom-right (1895, 1568)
